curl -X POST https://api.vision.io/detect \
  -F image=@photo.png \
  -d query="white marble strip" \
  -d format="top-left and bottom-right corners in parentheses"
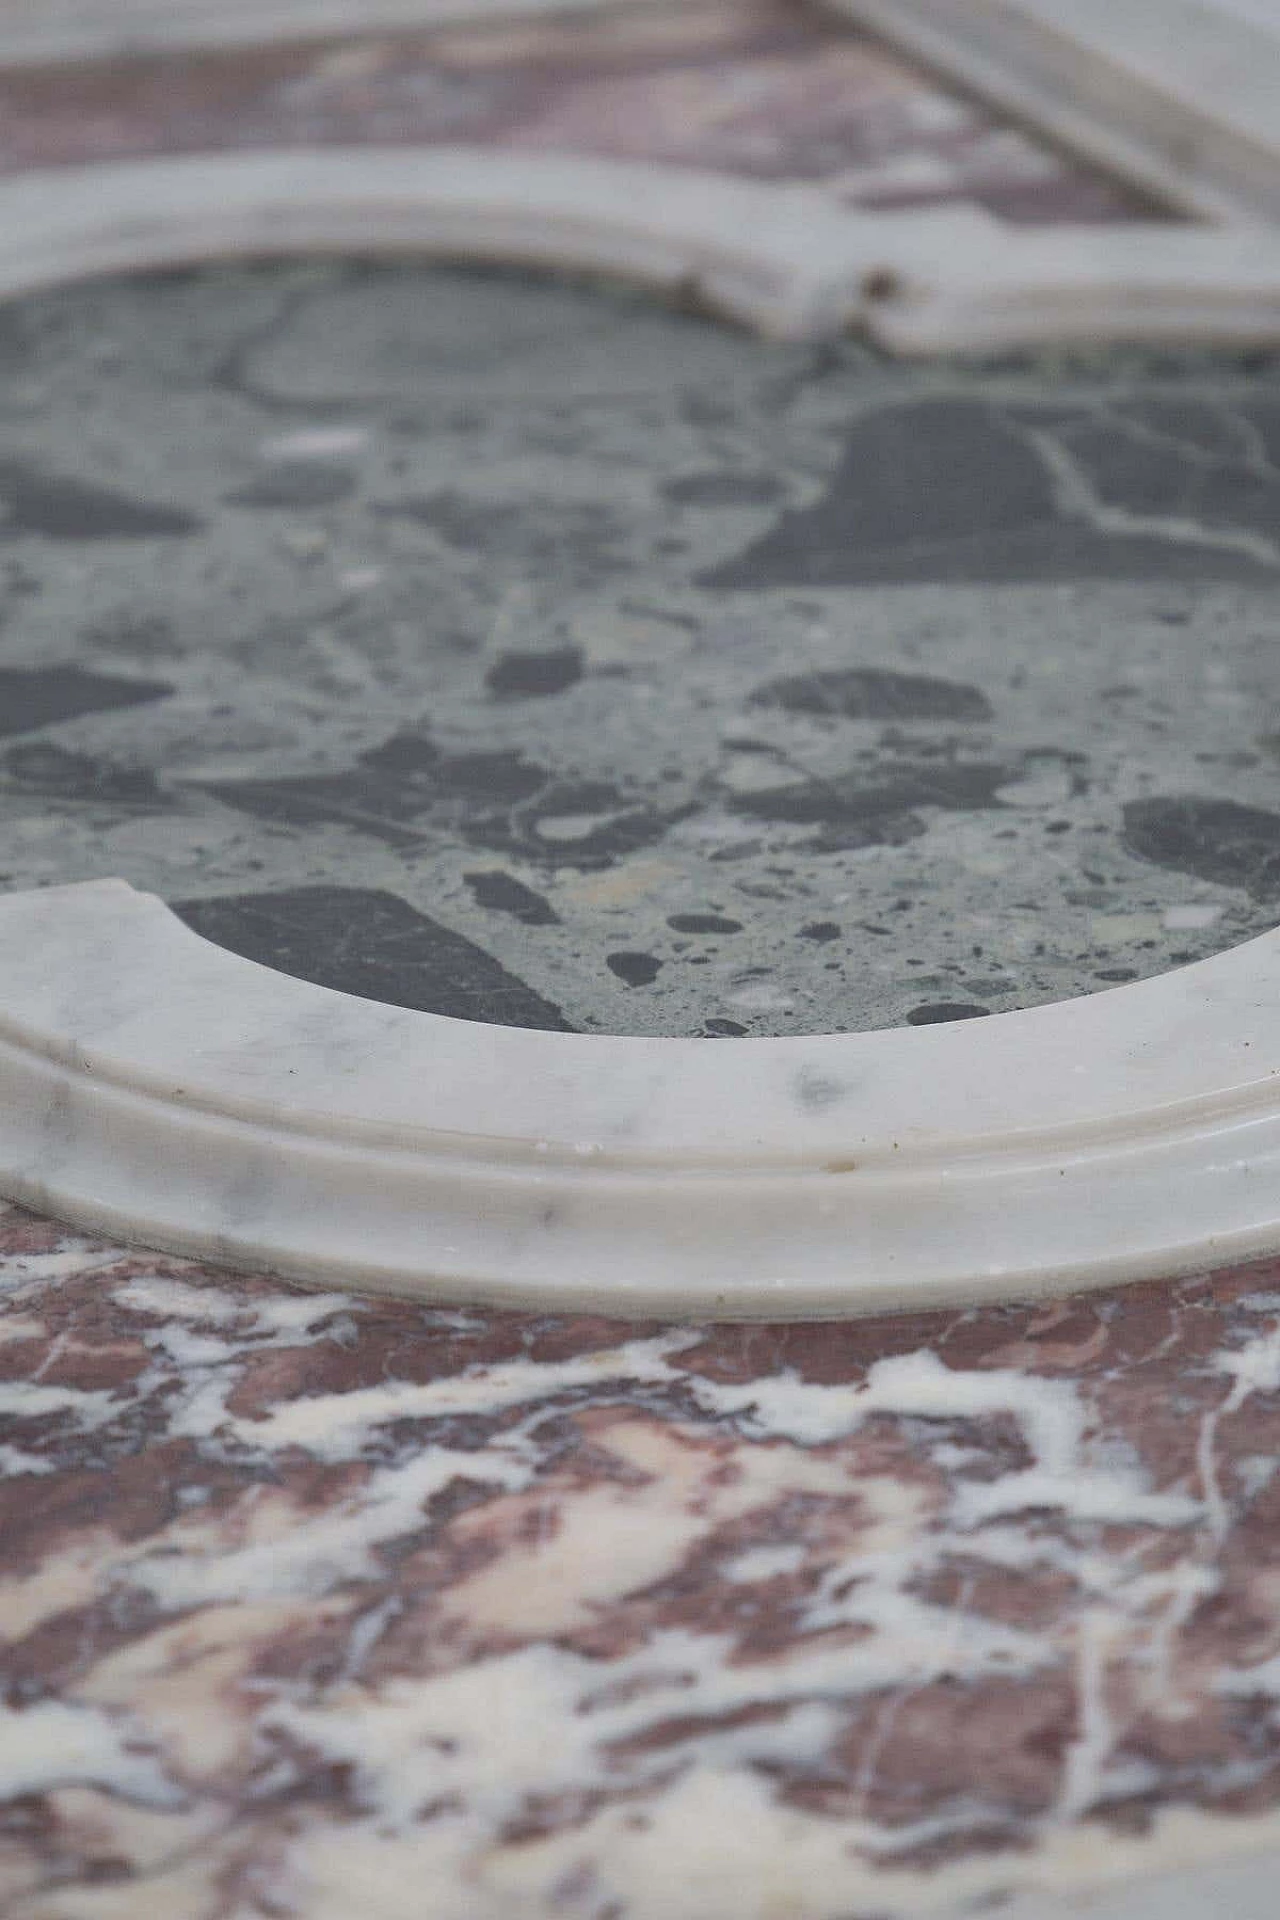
top-left (867, 220), bottom-right (1280, 355)
top-left (3, 881), bottom-right (1280, 1315)
top-left (823, 0), bottom-right (1280, 223)
top-left (0, 0), bottom-right (650, 65)
top-left (0, 147), bottom-right (961, 345)
top-left (0, 147), bottom-right (1278, 358)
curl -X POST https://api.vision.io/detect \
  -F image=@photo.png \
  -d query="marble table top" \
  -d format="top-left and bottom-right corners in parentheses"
top-left (5, 1200), bottom-right (1280, 1918)
top-left (3, 8), bottom-right (1280, 1915)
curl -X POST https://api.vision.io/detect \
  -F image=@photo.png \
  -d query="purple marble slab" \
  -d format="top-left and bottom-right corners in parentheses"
top-left (4, 1200), bottom-right (1280, 1917)
top-left (0, 0), bottom-right (1143, 225)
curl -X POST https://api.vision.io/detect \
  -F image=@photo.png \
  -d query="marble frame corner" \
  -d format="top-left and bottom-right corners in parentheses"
top-left (821, 0), bottom-right (1280, 225)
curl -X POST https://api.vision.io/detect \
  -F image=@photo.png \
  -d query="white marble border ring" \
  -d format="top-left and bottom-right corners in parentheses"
top-left (0, 149), bottom-right (1277, 354)
top-left (0, 147), bottom-right (1279, 1315)
top-left (1, 880), bottom-right (1279, 1316)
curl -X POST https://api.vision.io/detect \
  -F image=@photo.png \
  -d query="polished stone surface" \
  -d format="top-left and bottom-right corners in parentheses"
top-left (0, 262), bottom-right (1279, 1035)
top-left (6, 1201), bottom-right (1280, 1918)
top-left (3, 10), bottom-right (1280, 1917)
top-left (0, 0), bottom-right (1223, 1041)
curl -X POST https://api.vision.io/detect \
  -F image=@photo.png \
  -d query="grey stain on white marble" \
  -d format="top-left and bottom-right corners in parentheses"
top-left (0, 261), bottom-right (1279, 1035)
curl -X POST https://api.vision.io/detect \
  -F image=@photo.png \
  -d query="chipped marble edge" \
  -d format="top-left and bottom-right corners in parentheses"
top-left (824, 0), bottom-right (1280, 225)
top-left (0, 143), bottom-right (1276, 359)
top-left (4, 879), bottom-right (1280, 1314)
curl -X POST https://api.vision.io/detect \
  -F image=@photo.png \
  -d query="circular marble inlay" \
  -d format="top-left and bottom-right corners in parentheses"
top-left (1, 259), bottom-right (1279, 1037)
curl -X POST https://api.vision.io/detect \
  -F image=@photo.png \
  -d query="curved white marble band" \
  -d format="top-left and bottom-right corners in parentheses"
top-left (1, 881), bottom-right (1279, 1316)
top-left (0, 148), bottom-right (1277, 357)
top-left (0, 148), bottom-right (889, 344)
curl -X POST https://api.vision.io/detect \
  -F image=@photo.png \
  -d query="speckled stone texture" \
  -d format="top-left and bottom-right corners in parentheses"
top-left (2, 261), bottom-right (1280, 1035)
top-left (6, 1199), bottom-right (1280, 1919)
top-left (0, 0), bottom-right (1184, 1041)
